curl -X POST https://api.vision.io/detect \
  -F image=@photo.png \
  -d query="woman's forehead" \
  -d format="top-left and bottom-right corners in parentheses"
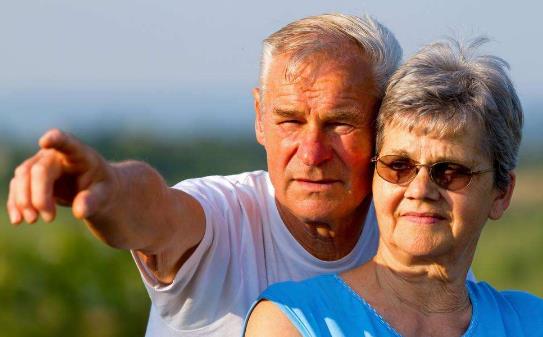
top-left (380, 124), bottom-right (487, 163)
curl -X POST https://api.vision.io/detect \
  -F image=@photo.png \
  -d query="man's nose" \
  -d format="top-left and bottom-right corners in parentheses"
top-left (298, 126), bottom-right (333, 166)
top-left (404, 167), bottom-right (441, 201)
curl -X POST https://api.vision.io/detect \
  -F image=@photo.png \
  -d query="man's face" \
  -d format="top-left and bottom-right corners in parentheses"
top-left (254, 49), bottom-right (378, 225)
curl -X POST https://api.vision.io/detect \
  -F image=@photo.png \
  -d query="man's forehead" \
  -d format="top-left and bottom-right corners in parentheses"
top-left (261, 54), bottom-right (379, 108)
top-left (267, 46), bottom-right (375, 87)
top-left (267, 85), bottom-right (378, 125)
top-left (258, 46), bottom-right (380, 121)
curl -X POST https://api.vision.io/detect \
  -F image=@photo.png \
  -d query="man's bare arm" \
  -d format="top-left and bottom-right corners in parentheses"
top-left (7, 128), bottom-right (205, 284)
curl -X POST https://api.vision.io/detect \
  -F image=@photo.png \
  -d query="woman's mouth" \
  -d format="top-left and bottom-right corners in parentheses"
top-left (401, 212), bottom-right (446, 224)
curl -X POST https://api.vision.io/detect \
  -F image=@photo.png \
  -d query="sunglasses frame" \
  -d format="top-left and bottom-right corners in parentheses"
top-left (371, 155), bottom-right (494, 191)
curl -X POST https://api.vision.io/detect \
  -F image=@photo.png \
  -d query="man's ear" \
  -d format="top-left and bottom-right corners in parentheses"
top-left (489, 171), bottom-right (516, 220)
top-left (253, 87), bottom-right (265, 146)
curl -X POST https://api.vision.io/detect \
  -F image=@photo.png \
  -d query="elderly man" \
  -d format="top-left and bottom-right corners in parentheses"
top-left (7, 14), bottom-right (401, 336)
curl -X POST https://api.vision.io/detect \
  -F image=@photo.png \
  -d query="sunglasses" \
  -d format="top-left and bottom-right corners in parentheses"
top-left (371, 155), bottom-right (493, 191)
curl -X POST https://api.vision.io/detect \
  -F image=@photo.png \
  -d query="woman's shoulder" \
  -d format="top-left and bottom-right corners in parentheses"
top-left (261, 274), bottom-right (339, 303)
top-left (499, 288), bottom-right (543, 315)
top-left (244, 299), bottom-right (303, 337)
top-left (467, 280), bottom-right (543, 333)
top-left (245, 274), bottom-right (341, 337)
top-left (468, 280), bottom-right (543, 308)
top-left (245, 274), bottom-right (369, 337)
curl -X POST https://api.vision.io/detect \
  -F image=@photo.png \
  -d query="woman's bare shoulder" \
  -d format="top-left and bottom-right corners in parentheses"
top-left (244, 300), bottom-right (302, 337)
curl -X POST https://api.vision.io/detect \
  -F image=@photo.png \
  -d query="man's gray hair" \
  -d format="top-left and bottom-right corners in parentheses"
top-left (259, 13), bottom-right (402, 98)
top-left (377, 37), bottom-right (523, 191)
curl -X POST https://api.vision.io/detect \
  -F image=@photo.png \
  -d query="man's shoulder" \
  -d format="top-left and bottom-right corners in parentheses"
top-left (172, 170), bottom-right (273, 217)
top-left (222, 170), bottom-right (270, 187)
top-left (173, 170), bottom-right (269, 190)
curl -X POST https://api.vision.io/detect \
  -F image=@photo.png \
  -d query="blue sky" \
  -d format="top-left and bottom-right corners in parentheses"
top-left (1, 0), bottom-right (541, 140)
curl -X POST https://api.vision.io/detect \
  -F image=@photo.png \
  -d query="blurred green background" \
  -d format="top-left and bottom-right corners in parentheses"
top-left (0, 132), bottom-right (541, 337)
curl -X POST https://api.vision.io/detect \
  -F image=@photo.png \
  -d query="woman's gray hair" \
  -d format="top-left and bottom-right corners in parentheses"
top-left (259, 13), bottom-right (402, 99)
top-left (377, 37), bottom-right (523, 191)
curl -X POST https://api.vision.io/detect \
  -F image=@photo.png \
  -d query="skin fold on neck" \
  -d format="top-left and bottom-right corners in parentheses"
top-left (276, 196), bottom-right (371, 261)
top-left (341, 238), bottom-right (481, 337)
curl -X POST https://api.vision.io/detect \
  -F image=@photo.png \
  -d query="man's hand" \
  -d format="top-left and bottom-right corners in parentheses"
top-left (7, 128), bottom-right (205, 282)
top-left (7, 128), bottom-right (116, 225)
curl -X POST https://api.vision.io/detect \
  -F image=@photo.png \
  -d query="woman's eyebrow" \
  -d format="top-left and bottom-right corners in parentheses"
top-left (380, 149), bottom-right (411, 157)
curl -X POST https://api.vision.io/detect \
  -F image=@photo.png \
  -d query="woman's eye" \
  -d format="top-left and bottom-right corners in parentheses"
top-left (389, 161), bottom-right (412, 171)
top-left (440, 163), bottom-right (470, 177)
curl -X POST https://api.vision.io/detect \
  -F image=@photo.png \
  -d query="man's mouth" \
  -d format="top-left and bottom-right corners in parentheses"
top-left (293, 178), bottom-right (341, 191)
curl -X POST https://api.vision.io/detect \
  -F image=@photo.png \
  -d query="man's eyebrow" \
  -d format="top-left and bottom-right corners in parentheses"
top-left (325, 109), bottom-right (368, 124)
top-left (270, 107), bottom-right (371, 123)
top-left (271, 108), bottom-right (303, 118)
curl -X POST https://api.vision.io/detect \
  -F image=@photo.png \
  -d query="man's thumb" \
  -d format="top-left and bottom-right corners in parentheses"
top-left (72, 182), bottom-right (110, 219)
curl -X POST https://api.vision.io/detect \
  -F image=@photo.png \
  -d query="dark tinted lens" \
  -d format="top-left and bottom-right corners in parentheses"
top-left (377, 156), bottom-right (416, 184)
top-left (431, 162), bottom-right (472, 190)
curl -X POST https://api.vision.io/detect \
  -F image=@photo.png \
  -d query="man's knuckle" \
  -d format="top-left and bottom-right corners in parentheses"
top-left (6, 188), bottom-right (15, 207)
top-left (30, 163), bottom-right (47, 176)
top-left (33, 196), bottom-right (47, 209)
top-left (48, 128), bottom-right (64, 138)
top-left (40, 148), bottom-right (58, 158)
top-left (9, 177), bottom-right (17, 189)
top-left (15, 193), bottom-right (31, 208)
top-left (14, 164), bottom-right (29, 177)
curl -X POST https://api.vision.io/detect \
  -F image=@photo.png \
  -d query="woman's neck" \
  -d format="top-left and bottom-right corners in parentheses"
top-left (341, 244), bottom-right (478, 337)
top-left (372, 241), bottom-right (476, 312)
top-left (374, 261), bottom-right (470, 314)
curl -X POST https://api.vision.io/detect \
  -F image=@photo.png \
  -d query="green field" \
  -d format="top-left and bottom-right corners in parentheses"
top-left (0, 210), bottom-right (150, 337)
top-left (1, 135), bottom-right (541, 336)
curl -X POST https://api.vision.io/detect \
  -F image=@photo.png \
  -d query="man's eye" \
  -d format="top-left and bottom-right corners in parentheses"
top-left (278, 120), bottom-right (301, 125)
top-left (278, 120), bottom-right (302, 131)
top-left (329, 123), bottom-right (354, 134)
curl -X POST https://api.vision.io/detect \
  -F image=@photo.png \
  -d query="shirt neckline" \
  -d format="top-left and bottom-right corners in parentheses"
top-left (332, 274), bottom-right (480, 337)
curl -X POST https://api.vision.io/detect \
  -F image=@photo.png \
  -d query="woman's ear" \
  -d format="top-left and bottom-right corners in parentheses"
top-left (489, 171), bottom-right (516, 220)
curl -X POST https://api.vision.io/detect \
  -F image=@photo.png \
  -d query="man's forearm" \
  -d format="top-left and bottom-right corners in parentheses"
top-left (81, 160), bottom-right (168, 250)
top-left (84, 160), bottom-right (205, 283)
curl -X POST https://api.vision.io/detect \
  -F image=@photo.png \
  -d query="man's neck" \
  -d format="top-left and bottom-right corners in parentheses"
top-left (276, 197), bottom-right (371, 261)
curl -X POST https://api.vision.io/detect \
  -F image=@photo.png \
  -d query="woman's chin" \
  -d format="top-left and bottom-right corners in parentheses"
top-left (391, 232), bottom-right (452, 261)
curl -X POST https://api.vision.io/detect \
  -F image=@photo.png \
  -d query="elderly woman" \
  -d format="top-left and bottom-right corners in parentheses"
top-left (243, 38), bottom-right (543, 337)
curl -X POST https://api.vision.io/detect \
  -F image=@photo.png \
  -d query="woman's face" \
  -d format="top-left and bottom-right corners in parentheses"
top-left (373, 124), bottom-right (510, 262)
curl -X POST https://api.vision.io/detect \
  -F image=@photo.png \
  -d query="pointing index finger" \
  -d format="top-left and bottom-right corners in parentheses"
top-left (38, 129), bottom-right (89, 164)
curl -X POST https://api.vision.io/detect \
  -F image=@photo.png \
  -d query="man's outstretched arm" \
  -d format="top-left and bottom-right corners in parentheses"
top-left (7, 128), bottom-right (205, 284)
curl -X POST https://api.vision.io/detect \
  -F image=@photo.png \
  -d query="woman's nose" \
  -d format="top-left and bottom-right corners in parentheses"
top-left (404, 167), bottom-right (441, 201)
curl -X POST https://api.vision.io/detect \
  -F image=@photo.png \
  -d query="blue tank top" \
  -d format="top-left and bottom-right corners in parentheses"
top-left (244, 274), bottom-right (543, 337)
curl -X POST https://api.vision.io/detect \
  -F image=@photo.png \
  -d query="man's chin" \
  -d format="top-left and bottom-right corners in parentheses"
top-left (288, 202), bottom-right (342, 224)
top-left (276, 192), bottom-right (358, 225)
